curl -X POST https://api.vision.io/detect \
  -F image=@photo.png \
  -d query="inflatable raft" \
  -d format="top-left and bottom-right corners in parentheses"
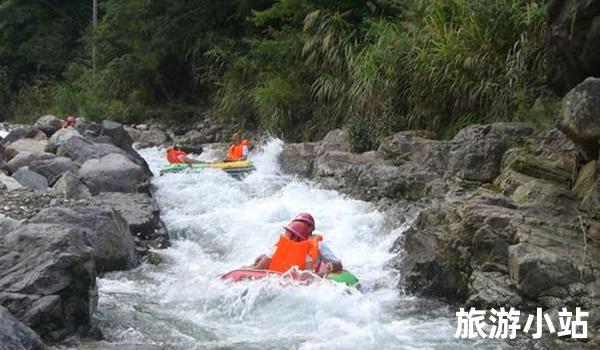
top-left (159, 160), bottom-right (255, 176)
top-left (220, 268), bottom-right (359, 287)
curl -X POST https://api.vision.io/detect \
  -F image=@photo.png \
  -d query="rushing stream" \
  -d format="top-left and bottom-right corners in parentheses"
top-left (65, 139), bottom-right (506, 350)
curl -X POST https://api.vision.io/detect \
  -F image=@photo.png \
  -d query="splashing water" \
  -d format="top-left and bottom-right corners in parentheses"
top-left (68, 139), bottom-right (507, 350)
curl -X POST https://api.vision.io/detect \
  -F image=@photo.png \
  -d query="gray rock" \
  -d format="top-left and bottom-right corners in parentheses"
top-left (466, 271), bottom-right (523, 309)
top-left (47, 128), bottom-right (80, 153)
top-left (124, 126), bottom-right (142, 143)
top-left (34, 115), bottom-right (62, 137)
top-left (316, 129), bottom-right (351, 154)
top-left (94, 192), bottom-right (170, 249)
top-left (58, 136), bottom-right (152, 179)
top-left (6, 152), bottom-right (55, 174)
top-left (30, 206), bottom-right (137, 273)
top-left (12, 168), bottom-right (48, 191)
top-left (559, 77), bottom-right (600, 159)
top-left (0, 173), bottom-right (23, 191)
top-left (0, 127), bottom-right (46, 148)
top-left (0, 306), bottom-right (45, 350)
top-left (546, 0), bottom-right (600, 96)
top-left (101, 120), bottom-right (132, 148)
top-left (508, 243), bottom-right (580, 298)
top-left (138, 126), bottom-right (170, 147)
top-left (74, 117), bottom-right (101, 137)
top-left (280, 142), bottom-right (318, 178)
top-left (52, 168), bottom-right (91, 200)
top-left (28, 157), bottom-right (73, 186)
top-left (79, 153), bottom-right (145, 194)
top-left (0, 222), bottom-right (96, 341)
top-left (0, 214), bottom-right (21, 236)
top-left (3, 139), bottom-right (49, 162)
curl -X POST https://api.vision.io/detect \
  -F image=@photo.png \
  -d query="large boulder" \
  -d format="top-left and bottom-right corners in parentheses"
top-left (0, 307), bottom-right (45, 350)
top-left (101, 120), bottom-right (132, 149)
top-left (3, 139), bottom-right (49, 162)
top-left (47, 128), bottom-right (81, 153)
top-left (30, 206), bottom-right (137, 273)
top-left (546, 0), bottom-right (600, 96)
top-left (0, 222), bottom-right (96, 341)
top-left (508, 243), bottom-right (580, 298)
top-left (11, 168), bottom-right (48, 191)
top-left (74, 117), bottom-right (101, 137)
top-left (280, 142), bottom-right (318, 178)
top-left (79, 153), bottom-right (146, 194)
top-left (559, 77), bottom-right (600, 160)
top-left (58, 136), bottom-right (152, 179)
top-left (34, 115), bottom-right (62, 137)
top-left (94, 192), bottom-right (170, 249)
top-left (316, 129), bottom-right (351, 154)
top-left (6, 152), bottom-right (55, 174)
top-left (28, 157), bottom-right (73, 186)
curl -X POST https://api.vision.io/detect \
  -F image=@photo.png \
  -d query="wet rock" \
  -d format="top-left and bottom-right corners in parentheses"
top-left (6, 152), bottom-right (55, 174)
top-left (546, 0), bottom-right (600, 96)
top-left (30, 206), bottom-right (137, 273)
top-left (0, 306), bottom-right (45, 350)
top-left (395, 205), bottom-right (469, 302)
top-left (79, 153), bottom-right (145, 194)
top-left (12, 168), bottom-right (48, 191)
top-left (0, 173), bottom-right (23, 191)
top-left (34, 115), bottom-right (62, 137)
top-left (47, 128), bottom-right (81, 153)
top-left (93, 192), bottom-right (170, 249)
top-left (3, 139), bottom-right (49, 162)
top-left (0, 222), bottom-right (96, 341)
top-left (101, 120), bottom-right (132, 149)
top-left (508, 243), bottom-right (580, 298)
top-left (559, 77), bottom-right (600, 160)
top-left (28, 157), bottom-right (73, 186)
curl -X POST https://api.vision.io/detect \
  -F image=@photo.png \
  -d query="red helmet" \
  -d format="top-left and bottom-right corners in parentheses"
top-left (66, 115), bottom-right (76, 123)
top-left (284, 220), bottom-right (311, 241)
top-left (293, 212), bottom-right (315, 232)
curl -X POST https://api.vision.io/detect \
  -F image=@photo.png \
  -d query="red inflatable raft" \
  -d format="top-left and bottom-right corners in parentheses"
top-left (220, 268), bottom-right (316, 283)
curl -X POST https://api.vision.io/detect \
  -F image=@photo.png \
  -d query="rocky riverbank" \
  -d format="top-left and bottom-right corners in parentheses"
top-left (280, 79), bottom-right (600, 347)
top-left (0, 117), bottom-right (170, 347)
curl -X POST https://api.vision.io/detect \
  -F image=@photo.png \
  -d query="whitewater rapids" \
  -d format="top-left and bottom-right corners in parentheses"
top-left (64, 139), bottom-right (505, 350)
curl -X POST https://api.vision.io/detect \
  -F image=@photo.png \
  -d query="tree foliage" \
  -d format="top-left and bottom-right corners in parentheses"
top-left (0, 0), bottom-right (550, 147)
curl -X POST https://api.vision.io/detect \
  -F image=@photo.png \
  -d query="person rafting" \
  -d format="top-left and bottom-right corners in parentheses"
top-left (251, 213), bottom-right (343, 276)
top-left (166, 144), bottom-right (204, 166)
top-left (61, 115), bottom-right (77, 128)
top-left (224, 131), bottom-right (249, 162)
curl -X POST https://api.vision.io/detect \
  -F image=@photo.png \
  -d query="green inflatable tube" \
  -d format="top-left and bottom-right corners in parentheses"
top-left (326, 270), bottom-right (359, 287)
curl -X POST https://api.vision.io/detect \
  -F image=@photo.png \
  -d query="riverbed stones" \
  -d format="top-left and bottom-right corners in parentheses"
top-left (0, 173), bottom-right (23, 191)
top-left (6, 152), bottom-right (55, 174)
top-left (28, 157), bottom-right (73, 186)
top-left (3, 139), bottom-right (49, 162)
top-left (47, 128), bottom-right (80, 152)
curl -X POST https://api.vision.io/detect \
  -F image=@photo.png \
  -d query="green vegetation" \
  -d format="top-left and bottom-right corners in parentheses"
top-left (1, 0), bottom-right (552, 149)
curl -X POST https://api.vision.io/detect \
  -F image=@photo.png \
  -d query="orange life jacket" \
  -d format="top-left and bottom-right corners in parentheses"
top-left (268, 234), bottom-right (320, 273)
top-left (166, 149), bottom-right (188, 164)
top-left (226, 139), bottom-right (249, 161)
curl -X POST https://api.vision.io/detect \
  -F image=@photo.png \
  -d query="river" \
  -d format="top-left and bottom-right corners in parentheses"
top-left (65, 139), bottom-right (505, 350)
